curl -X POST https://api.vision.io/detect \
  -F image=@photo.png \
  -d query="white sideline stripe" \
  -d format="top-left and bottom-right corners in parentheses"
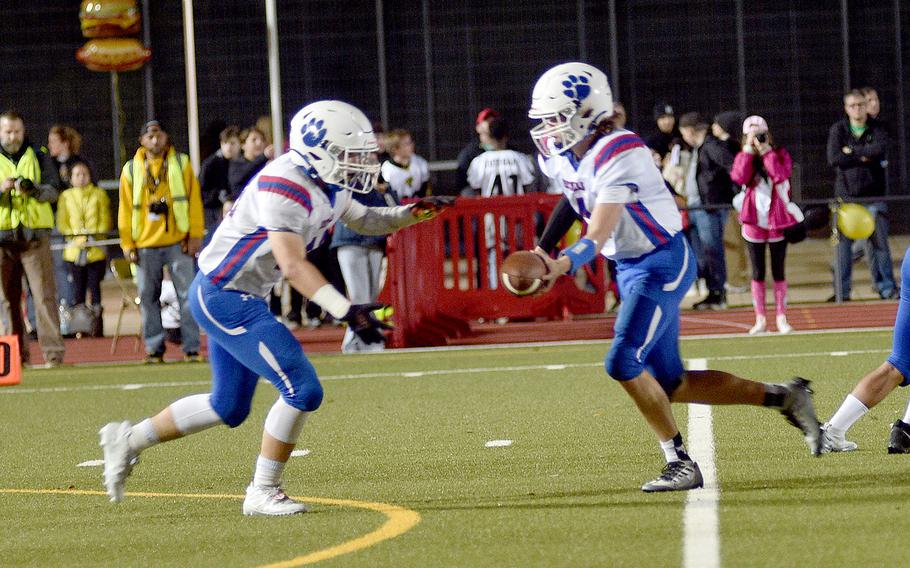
top-left (684, 358), bottom-right (720, 568)
top-left (0, 347), bottom-right (892, 395)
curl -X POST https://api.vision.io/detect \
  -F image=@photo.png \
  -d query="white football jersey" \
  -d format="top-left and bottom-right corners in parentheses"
top-left (381, 155), bottom-right (429, 200)
top-left (466, 149), bottom-right (536, 197)
top-left (198, 152), bottom-right (353, 297)
top-left (538, 129), bottom-right (682, 260)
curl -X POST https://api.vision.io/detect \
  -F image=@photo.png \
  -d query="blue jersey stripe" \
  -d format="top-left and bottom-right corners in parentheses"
top-left (207, 227), bottom-right (269, 287)
top-left (625, 202), bottom-right (671, 247)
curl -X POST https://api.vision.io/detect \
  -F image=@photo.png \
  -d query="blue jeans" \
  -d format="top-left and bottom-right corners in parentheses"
top-left (835, 201), bottom-right (896, 298)
top-left (136, 243), bottom-right (200, 355)
top-left (689, 208), bottom-right (728, 293)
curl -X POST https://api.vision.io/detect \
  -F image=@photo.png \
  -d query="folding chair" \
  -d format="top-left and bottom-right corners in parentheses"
top-left (109, 258), bottom-right (142, 354)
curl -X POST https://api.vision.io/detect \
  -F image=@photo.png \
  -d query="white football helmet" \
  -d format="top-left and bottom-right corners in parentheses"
top-left (289, 100), bottom-right (380, 194)
top-left (528, 62), bottom-right (613, 157)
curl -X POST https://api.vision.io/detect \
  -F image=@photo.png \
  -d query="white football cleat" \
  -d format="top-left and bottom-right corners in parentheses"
top-left (821, 424), bottom-right (858, 453)
top-left (99, 421), bottom-right (138, 503)
top-left (776, 314), bottom-right (793, 334)
top-left (242, 484), bottom-right (308, 516)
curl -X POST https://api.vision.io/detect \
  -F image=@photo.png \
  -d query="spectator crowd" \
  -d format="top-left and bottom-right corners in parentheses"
top-left (0, 82), bottom-right (901, 364)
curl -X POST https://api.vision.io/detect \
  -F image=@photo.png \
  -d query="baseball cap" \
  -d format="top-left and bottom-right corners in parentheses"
top-left (475, 107), bottom-right (500, 125)
top-left (140, 120), bottom-right (166, 136)
top-left (742, 115), bottom-right (768, 134)
top-left (653, 101), bottom-right (674, 120)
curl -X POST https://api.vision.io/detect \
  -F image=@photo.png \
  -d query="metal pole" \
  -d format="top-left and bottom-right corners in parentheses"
top-left (894, 0), bottom-right (907, 193)
top-left (265, 0), bottom-right (284, 150)
top-left (608, 0), bottom-right (619, 96)
top-left (577, 0), bottom-right (587, 61)
top-left (375, 0), bottom-right (389, 129)
top-left (840, 0), bottom-right (850, 91)
top-left (735, 0), bottom-right (747, 112)
top-left (182, 0), bottom-right (200, 173)
top-left (421, 0), bottom-right (437, 160)
top-left (141, 0), bottom-right (154, 121)
top-left (622, 2), bottom-right (634, 127)
top-left (110, 72), bottom-right (121, 177)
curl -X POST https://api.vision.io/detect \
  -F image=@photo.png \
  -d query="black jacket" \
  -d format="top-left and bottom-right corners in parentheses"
top-left (227, 154), bottom-right (268, 201)
top-left (198, 150), bottom-right (230, 209)
top-left (826, 118), bottom-right (888, 198)
top-left (696, 135), bottom-right (737, 206)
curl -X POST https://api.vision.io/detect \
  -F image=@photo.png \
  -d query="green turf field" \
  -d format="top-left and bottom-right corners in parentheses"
top-left (1, 330), bottom-right (907, 567)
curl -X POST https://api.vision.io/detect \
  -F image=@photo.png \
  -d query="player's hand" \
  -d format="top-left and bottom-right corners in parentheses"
top-left (342, 302), bottom-right (393, 344)
top-left (411, 196), bottom-right (456, 221)
top-left (530, 247), bottom-right (560, 294)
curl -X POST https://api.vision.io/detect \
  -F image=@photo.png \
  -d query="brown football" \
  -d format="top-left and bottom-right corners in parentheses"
top-left (500, 251), bottom-right (548, 296)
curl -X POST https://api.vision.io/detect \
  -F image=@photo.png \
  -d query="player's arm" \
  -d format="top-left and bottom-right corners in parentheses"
top-left (340, 197), bottom-right (455, 235)
top-left (537, 202), bottom-right (622, 280)
top-left (269, 230), bottom-right (389, 343)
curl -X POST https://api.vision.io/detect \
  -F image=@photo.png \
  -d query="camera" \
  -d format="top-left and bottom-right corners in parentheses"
top-left (755, 133), bottom-right (768, 144)
top-left (14, 177), bottom-right (35, 194)
top-left (149, 199), bottom-right (169, 216)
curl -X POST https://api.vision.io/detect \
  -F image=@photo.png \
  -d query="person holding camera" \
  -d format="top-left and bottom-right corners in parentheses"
top-left (0, 110), bottom-right (66, 366)
top-left (118, 120), bottom-right (204, 363)
top-left (731, 116), bottom-right (800, 335)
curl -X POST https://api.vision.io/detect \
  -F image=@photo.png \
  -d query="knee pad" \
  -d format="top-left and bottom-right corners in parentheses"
top-left (210, 393), bottom-right (253, 428)
top-left (605, 342), bottom-right (644, 382)
top-left (264, 397), bottom-right (309, 444)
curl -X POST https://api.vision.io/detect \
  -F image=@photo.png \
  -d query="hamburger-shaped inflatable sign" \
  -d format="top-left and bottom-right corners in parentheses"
top-left (77, 38), bottom-right (151, 72)
top-left (79, 0), bottom-right (141, 37)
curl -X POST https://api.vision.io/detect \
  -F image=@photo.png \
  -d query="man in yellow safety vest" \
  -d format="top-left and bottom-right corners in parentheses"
top-left (0, 110), bottom-right (65, 367)
top-left (118, 120), bottom-right (204, 363)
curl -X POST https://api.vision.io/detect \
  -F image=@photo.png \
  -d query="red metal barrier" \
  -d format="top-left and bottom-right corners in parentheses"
top-left (383, 194), bottom-right (606, 347)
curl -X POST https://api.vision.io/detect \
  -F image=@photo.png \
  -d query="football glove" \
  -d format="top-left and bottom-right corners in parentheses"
top-left (342, 302), bottom-right (393, 344)
top-left (411, 196), bottom-right (457, 220)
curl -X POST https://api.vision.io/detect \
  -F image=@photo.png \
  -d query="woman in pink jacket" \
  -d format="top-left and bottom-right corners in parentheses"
top-left (731, 115), bottom-right (800, 335)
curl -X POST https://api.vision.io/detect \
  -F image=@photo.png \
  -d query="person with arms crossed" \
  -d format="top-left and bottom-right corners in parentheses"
top-left (528, 63), bottom-right (822, 492)
top-left (98, 101), bottom-right (454, 515)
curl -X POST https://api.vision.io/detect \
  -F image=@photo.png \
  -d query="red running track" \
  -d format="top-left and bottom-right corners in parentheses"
top-left (26, 301), bottom-right (898, 366)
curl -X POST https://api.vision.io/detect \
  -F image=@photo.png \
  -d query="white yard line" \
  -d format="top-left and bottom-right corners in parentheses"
top-left (683, 358), bottom-right (720, 568)
top-left (0, 348), bottom-right (891, 396)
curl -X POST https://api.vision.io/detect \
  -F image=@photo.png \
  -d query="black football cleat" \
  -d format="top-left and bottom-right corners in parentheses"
top-left (641, 460), bottom-right (704, 492)
top-left (780, 378), bottom-right (823, 456)
top-left (888, 420), bottom-right (910, 454)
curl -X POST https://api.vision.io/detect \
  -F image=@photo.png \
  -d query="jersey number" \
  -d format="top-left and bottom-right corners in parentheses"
top-left (491, 174), bottom-right (520, 196)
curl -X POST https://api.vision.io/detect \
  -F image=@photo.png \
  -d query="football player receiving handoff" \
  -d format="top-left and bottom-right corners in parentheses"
top-left (529, 63), bottom-right (823, 492)
top-left (98, 101), bottom-right (454, 515)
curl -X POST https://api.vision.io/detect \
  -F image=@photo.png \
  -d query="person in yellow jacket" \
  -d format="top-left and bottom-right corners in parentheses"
top-left (118, 121), bottom-right (204, 363)
top-left (57, 161), bottom-right (110, 308)
top-left (0, 110), bottom-right (65, 366)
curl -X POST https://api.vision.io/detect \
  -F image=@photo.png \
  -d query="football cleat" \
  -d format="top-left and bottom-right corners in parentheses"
top-left (641, 460), bottom-right (704, 492)
top-left (99, 421), bottom-right (139, 503)
top-left (779, 378), bottom-right (822, 456)
top-left (242, 484), bottom-right (308, 516)
top-left (821, 424), bottom-right (858, 453)
top-left (887, 420), bottom-right (910, 454)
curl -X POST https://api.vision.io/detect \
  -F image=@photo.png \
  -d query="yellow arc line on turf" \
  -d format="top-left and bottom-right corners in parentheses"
top-left (0, 488), bottom-right (421, 567)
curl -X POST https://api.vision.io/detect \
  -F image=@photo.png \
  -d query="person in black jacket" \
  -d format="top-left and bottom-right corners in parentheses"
top-left (827, 89), bottom-right (897, 301)
top-left (689, 111), bottom-right (741, 310)
top-left (455, 108), bottom-right (499, 195)
top-left (197, 126), bottom-right (239, 244)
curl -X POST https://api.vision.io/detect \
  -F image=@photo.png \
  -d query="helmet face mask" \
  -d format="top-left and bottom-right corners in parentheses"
top-left (528, 62), bottom-right (613, 158)
top-left (290, 100), bottom-right (380, 194)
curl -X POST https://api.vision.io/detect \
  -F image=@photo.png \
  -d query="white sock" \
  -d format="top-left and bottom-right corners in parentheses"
top-left (902, 397), bottom-right (910, 424)
top-left (659, 438), bottom-right (678, 463)
top-left (827, 394), bottom-right (869, 433)
top-left (128, 419), bottom-right (159, 453)
top-left (252, 455), bottom-right (286, 487)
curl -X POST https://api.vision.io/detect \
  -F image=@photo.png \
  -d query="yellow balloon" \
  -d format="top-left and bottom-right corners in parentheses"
top-left (837, 203), bottom-right (875, 240)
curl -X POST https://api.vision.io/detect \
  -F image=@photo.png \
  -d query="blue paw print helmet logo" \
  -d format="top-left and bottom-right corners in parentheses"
top-left (562, 74), bottom-right (591, 102)
top-left (301, 118), bottom-right (327, 147)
